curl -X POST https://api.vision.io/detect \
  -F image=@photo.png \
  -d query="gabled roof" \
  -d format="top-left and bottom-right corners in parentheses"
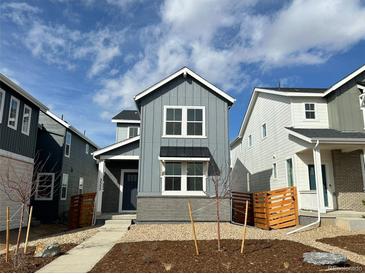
top-left (0, 73), bottom-right (48, 112)
top-left (111, 110), bottom-right (140, 123)
top-left (92, 136), bottom-right (140, 157)
top-left (45, 111), bottom-right (99, 149)
top-left (134, 67), bottom-right (235, 106)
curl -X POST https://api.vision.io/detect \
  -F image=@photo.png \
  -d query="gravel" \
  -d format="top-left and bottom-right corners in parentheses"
top-left (121, 223), bottom-right (365, 265)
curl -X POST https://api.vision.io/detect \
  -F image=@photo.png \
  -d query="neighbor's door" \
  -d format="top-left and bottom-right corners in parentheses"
top-left (121, 171), bottom-right (138, 211)
top-left (308, 164), bottom-right (329, 207)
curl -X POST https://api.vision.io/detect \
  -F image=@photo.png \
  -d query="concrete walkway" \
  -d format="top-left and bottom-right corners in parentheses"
top-left (37, 219), bottom-right (132, 273)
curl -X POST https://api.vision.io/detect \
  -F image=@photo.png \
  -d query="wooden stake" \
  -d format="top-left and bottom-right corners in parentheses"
top-left (24, 206), bottom-right (33, 254)
top-left (188, 201), bottom-right (199, 255)
top-left (6, 207), bottom-right (10, 262)
top-left (240, 200), bottom-right (249, 253)
top-left (15, 204), bottom-right (24, 255)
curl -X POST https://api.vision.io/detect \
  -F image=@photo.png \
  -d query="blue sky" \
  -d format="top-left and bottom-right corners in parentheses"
top-left (1, 0), bottom-right (365, 147)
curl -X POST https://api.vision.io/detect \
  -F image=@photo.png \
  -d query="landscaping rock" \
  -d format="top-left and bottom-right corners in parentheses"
top-left (34, 243), bottom-right (61, 257)
top-left (303, 252), bottom-right (347, 265)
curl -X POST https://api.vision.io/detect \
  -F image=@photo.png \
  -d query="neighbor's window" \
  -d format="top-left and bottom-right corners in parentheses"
top-left (65, 132), bottom-right (72, 157)
top-left (21, 105), bottom-right (32, 135)
top-left (187, 109), bottom-right (203, 136)
top-left (128, 127), bottom-right (139, 138)
top-left (187, 162), bottom-right (204, 191)
top-left (35, 173), bottom-right (55, 201)
top-left (165, 108), bottom-right (182, 136)
top-left (60, 174), bottom-right (69, 200)
top-left (79, 177), bottom-right (84, 194)
top-left (261, 123), bottom-right (267, 139)
top-left (248, 135), bottom-right (253, 147)
top-left (164, 162), bottom-right (181, 191)
top-left (305, 103), bottom-right (315, 119)
top-left (85, 143), bottom-right (89, 154)
top-left (0, 89), bottom-right (5, 123)
top-left (273, 163), bottom-right (277, 179)
top-left (8, 96), bottom-right (20, 130)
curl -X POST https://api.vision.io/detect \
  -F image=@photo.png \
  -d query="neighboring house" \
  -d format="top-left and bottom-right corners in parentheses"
top-left (0, 74), bottom-right (48, 231)
top-left (93, 67), bottom-right (235, 222)
top-left (231, 64), bottom-right (365, 213)
top-left (32, 110), bottom-right (99, 223)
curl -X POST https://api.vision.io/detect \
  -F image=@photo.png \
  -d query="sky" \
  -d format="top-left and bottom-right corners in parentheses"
top-left (1, 0), bottom-right (365, 148)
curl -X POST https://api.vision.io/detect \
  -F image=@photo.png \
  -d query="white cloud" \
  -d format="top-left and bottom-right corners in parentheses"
top-left (0, 2), bottom-right (41, 25)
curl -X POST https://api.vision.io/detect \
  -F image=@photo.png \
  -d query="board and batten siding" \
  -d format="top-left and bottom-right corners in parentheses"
top-left (116, 123), bottom-right (140, 142)
top-left (0, 82), bottom-right (39, 159)
top-left (327, 72), bottom-right (365, 132)
top-left (138, 75), bottom-right (230, 196)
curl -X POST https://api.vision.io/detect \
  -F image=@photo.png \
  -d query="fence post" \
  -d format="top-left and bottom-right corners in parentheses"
top-left (293, 187), bottom-right (299, 225)
top-left (264, 192), bottom-right (270, 230)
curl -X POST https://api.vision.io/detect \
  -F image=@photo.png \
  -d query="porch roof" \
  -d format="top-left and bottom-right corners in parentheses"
top-left (286, 127), bottom-right (365, 144)
top-left (92, 136), bottom-right (140, 159)
top-left (160, 146), bottom-right (210, 160)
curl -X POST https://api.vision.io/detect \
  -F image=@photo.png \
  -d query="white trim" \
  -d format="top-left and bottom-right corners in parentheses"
top-left (128, 126), bottom-right (140, 139)
top-left (360, 150), bottom-right (365, 192)
top-left (7, 96), bottom-right (20, 130)
top-left (0, 88), bottom-right (5, 123)
top-left (100, 155), bottom-right (139, 160)
top-left (119, 169), bottom-right (138, 213)
top-left (0, 148), bottom-right (34, 164)
top-left (78, 177), bottom-right (84, 194)
top-left (60, 173), bottom-right (69, 201)
top-left (85, 143), bottom-right (89, 155)
top-left (65, 131), bottom-right (72, 158)
top-left (21, 104), bottom-right (32, 136)
top-left (111, 119), bottom-right (140, 124)
top-left (134, 67), bottom-right (235, 104)
top-left (261, 123), bottom-right (267, 139)
top-left (96, 161), bottom-right (105, 213)
top-left (159, 157), bottom-right (210, 162)
top-left (286, 157), bottom-right (294, 187)
top-left (256, 88), bottom-right (324, 98)
top-left (357, 84), bottom-right (365, 91)
top-left (93, 136), bottom-right (140, 157)
top-left (35, 173), bottom-right (55, 201)
top-left (272, 162), bottom-right (277, 179)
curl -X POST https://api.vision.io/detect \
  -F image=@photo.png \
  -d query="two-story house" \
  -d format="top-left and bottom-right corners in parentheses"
top-left (0, 74), bottom-right (48, 231)
top-left (231, 64), bottom-right (365, 215)
top-left (32, 110), bottom-right (99, 223)
top-left (93, 67), bottom-right (235, 222)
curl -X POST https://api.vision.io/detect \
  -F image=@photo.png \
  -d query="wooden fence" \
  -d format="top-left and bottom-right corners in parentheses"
top-left (68, 192), bottom-right (96, 230)
top-left (253, 186), bottom-right (298, 230)
top-left (231, 192), bottom-right (254, 225)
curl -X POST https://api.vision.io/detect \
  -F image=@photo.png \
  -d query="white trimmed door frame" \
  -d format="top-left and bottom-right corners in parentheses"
top-left (118, 169), bottom-right (138, 213)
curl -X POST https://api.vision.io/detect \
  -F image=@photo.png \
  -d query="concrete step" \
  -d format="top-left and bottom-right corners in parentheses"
top-left (97, 213), bottom-right (136, 220)
top-left (335, 217), bottom-right (365, 232)
top-left (104, 219), bottom-right (132, 226)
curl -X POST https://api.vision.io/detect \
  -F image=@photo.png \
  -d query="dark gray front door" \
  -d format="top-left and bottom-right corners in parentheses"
top-left (122, 172), bottom-right (138, 211)
top-left (308, 164), bottom-right (328, 207)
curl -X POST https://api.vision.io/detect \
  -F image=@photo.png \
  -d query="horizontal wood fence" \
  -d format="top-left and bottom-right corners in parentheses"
top-left (68, 192), bottom-right (96, 230)
top-left (253, 186), bottom-right (298, 230)
top-left (231, 192), bottom-right (254, 225)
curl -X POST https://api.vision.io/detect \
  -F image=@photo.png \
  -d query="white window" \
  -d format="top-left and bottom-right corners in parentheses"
top-left (128, 127), bottom-right (139, 138)
top-left (79, 177), bottom-right (84, 194)
top-left (85, 143), bottom-right (89, 154)
top-left (60, 173), bottom-right (69, 200)
top-left (163, 106), bottom-right (205, 137)
top-left (162, 161), bottom-right (207, 195)
top-left (21, 105), bottom-right (32, 135)
top-left (0, 88), bottom-right (5, 123)
top-left (305, 103), bottom-right (315, 119)
top-left (261, 123), bottom-right (267, 139)
top-left (273, 163), bottom-right (277, 179)
top-left (8, 96), bottom-right (20, 130)
top-left (35, 173), bottom-right (55, 201)
top-left (248, 135), bottom-right (253, 147)
top-left (65, 132), bottom-right (72, 157)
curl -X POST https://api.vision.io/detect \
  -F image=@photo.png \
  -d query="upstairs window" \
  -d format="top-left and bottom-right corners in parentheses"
top-left (8, 96), bottom-right (20, 130)
top-left (65, 132), bottom-right (72, 157)
top-left (261, 123), bottom-right (267, 139)
top-left (187, 109), bottom-right (203, 136)
top-left (248, 135), bottom-right (253, 147)
top-left (165, 108), bottom-right (182, 135)
top-left (128, 127), bottom-right (139, 138)
top-left (21, 105), bottom-right (32, 135)
top-left (0, 89), bottom-right (5, 123)
top-left (85, 143), bottom-right (89, 154)
top-left (305, 103), bottom-right (315, 119)
top-left (60, 174), bottom-right (69, 200)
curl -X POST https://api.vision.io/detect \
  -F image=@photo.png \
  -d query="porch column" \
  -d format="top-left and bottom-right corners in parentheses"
top-left (96, 160), bottom-right (105, 213)
top-left (312, 145), bottom-right (326, 213)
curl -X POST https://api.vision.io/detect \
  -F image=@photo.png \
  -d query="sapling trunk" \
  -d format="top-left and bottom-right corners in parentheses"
top-left (15, 204), bottom-right (25, 255)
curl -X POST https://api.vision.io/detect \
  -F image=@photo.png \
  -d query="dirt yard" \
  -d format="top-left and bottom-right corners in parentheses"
top-left (90, 239), bottom-right (363, 273)
top-left (0, 244), bottom-right (76, 273)
top-left (317, 234), bottom-right (365, 256)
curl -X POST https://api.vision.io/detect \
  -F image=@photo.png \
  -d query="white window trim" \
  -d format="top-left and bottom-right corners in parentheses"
top-left (79, 177), bottom-right (84, 194)
top-left (0, 88), bottom-right (5, 124)
top-left (304, 103), bottom-right (316, 120)
top-left (161, 161), bottom-right (208, 196)
top-left (85, 143), bottom-right (89, 154)
top-left (272, 163), bottom-right (278, 180)
top-left (286, 157), bottom-right (294, 187)
top-left (261, 123), bottom-right (267, 139)
top-left (21, 104), bottom-right (32, 136)
top-left (7, 96), bottom-right (20, 130)
top-left (65, 132), bottom-right (72, 157)
top-left (162, 105), bottom-right (206, 138)
top-left (35, 173), bottom-right (55, 201)
top-left (60, 173), bottom-right (69, 201)
top-left (127, 126), bottom-right (140, 138)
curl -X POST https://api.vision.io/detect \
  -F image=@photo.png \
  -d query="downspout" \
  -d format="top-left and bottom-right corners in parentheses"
top-left (287, 140), bottom-right (321, 235)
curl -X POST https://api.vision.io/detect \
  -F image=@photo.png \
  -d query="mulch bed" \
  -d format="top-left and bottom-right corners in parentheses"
top-left (90, 239), bottom-right (363, 273)
top-left (317, 234), bottom-right (365, 255)
top-left (0, 244), bottom-right (76, 273)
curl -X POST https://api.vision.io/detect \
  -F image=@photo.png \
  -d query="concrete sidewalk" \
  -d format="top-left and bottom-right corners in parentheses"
top-left (37, 220), bottom-right (131, 273)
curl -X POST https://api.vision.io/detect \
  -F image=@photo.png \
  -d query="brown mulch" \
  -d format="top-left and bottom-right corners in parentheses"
top-left (0, 244), bottom-right (76, 273)
top-left (317, 234), bottom-right (365, 256)
top-left (90, 239), bottom-right (363, 273)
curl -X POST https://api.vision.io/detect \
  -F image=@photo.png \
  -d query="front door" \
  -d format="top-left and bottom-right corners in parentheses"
top-left (308, 164), bottom-right (329, 207)
top-left (120, 170), bottom-right (138, 212)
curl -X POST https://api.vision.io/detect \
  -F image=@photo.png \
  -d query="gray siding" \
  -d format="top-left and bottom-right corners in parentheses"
top-left (138, 75), bottom-right (231, 196)
top-left (327, 72), bottom-right (365, 131)
top-left (0, 81), bottom-right (40, 158)
top-left (106, 140), bottom-right (140, 156)
top-left (116, 122), bottom-right (140, 142)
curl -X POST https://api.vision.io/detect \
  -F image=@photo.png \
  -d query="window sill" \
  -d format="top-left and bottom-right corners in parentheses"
top-left (162, 135), bottom-right (207, 139)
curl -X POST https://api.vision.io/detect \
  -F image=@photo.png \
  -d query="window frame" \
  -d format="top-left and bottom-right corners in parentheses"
top-left (7, 96), bottom-right (20, 130)
top-left (272, 163), bottom-right (277, 179)
top-left (60, 173), bottom-right (69, 201)
top-left (0, 88), bottom-right (5, 124)
top-left (21, 104), bottom-right (32, 136)
top-left (85, 143), bottom-right (89, 155)
top-left (65, 132), bottom-right (72, 157)
top-left (161, 160), bottom-right (208, 196)
top-left (286, 158), bottom-right (294, 187)
top-left (79, 177), bottom-right (84, 194)
top-left (162, 106), bottom-right (206, 138)
top-left (304, 103), bottom-right (316, 120)
top-left (261, 123), bottom-right (267, 139)
top-left (35, 173), bottom-right (55, 201)
top-left (128, 126), bottom-right (140, 138)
